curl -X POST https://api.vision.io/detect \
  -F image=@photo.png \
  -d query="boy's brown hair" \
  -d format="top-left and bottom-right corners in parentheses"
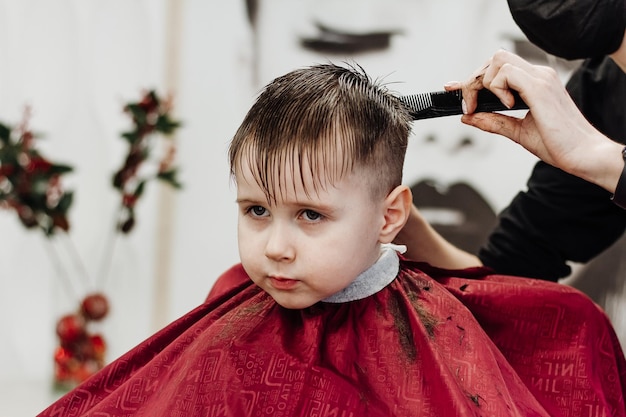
top-left (229, 62), bottom-right (412, 203)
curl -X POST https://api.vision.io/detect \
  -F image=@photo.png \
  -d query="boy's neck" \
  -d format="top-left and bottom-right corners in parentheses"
top-left (322, 243), bottom-right (406, 303)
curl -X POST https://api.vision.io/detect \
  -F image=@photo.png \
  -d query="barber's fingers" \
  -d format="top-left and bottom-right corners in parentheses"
top-left (484, 64), bottom-right (524, 109)
top-left (489, 62), bottom-right (560, 114)
top-left (488, 50), bottom-right (535, 73)
top-left (460, 112), bottom-right (522, 144)
top-left (445, 50), bottom-right (555, 115)
top-left (487, 50), bottom-right (559, 103)
top-left (466, 57), bottom-right (495, 113)
top-left (480, 50), bottom-right (540, 109)
top-left (444, 55), bottom-right (493, 113)
top-left (442, 80), bottom-right (469, 113)
top-left (462, 50), bottom-right (545, 113)
top-left (443, 51), bottom-right (520, 114)
top-left (454, 50), bottom-right (525, 113)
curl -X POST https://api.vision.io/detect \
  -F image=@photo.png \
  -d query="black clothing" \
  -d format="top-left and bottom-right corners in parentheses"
top-left (478, 57), bottom-right (626, 281)
top-left (507, 0), bottom-right (626, 60)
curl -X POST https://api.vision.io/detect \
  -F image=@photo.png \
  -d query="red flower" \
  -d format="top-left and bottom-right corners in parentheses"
top-left (56, 314), bottom-right (86, 345)
top-left (25, 156), bottom-right (52, 173)
top-left (0, 164), bottom-right (15, 177)
top-left (80, 293), bottom-right (109, 321)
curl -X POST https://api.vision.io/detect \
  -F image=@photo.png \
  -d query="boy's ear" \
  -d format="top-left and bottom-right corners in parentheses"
top-left (379, 185), bottom-right (413, 244)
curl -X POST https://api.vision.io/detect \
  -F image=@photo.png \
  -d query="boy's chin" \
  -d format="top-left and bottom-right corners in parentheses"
top-left (274, 298), bottom-right (316, 310)
top-left (269, 292), bottom-right (318, 310)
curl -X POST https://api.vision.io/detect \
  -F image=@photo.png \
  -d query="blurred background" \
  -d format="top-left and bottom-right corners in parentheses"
top-left (0, 1), bottom-right (622, 415)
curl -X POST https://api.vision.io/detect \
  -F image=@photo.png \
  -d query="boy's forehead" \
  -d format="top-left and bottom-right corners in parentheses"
top-left (235, 138), bottom-right (350, 177)
top-left (235, 156), bottom-right (377, 211)
top-left (236, 151), bottom-right (341, 188)
top-left (234, 148), bottom-right (374, 201)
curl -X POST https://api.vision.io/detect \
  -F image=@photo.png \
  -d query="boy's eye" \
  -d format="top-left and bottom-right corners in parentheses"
top-left (302, 209), bottom-right (322, 221)
top-left (248, 206), bottom-right (268, 217)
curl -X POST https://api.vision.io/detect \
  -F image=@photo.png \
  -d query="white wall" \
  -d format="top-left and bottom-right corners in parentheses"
top-left (0, 1), bottom-right (249, 414)
top-left (0, 1), bottom-right (622, 416)
top-left (0, 0), bottom-right (172, 378)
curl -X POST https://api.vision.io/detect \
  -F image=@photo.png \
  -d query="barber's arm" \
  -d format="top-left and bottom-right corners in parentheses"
top-left (446, 49), bottom-right (626, 207)
top-left (393, 204), bottom-right (482, 268)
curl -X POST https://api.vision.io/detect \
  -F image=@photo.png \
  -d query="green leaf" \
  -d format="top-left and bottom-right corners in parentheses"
top-left (57, 192), bottom-right (74, 212)
top-left (125, 103), bottom-right (148, 123)
top-left (43, 222), bottom-right (55, 236)
top-left (155, 115), bottom-right (182, 135)
top-left (121, 131), bottom-right (141, 145)
top-left (157, 169), bottom-right (182, 189)
top-left (48, 164), bottom-right (73, 175)
top-left (133, 180), bottom-right (146, 198)
top-left (0, 123), bottom-right (11, 144)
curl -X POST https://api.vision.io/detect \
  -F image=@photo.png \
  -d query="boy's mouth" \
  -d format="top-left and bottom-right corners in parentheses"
top-left (268, 276), bottom-right (299, 290)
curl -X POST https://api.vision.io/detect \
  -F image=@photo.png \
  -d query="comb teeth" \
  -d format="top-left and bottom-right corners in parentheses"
top-left (399, 93), bottom-right (433, 114)
top-left (399, 89), bottom-right (528, 120)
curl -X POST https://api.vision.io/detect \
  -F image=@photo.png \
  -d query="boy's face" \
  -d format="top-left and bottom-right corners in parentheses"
top-left (235, 156), bottom-right (386, 309)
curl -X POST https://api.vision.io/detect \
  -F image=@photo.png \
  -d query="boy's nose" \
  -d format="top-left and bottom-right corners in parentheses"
top-left (264, 223), bottom-right (295, 262)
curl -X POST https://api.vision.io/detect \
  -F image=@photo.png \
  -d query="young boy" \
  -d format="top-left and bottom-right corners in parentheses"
top-left (38, 63), bottom-right (626, 417)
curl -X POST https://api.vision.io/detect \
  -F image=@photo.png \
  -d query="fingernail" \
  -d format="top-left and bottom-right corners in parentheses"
top-left (462, 99), bottom-right (467, 114)
top-left (444, 81), bottom-right (457, 88)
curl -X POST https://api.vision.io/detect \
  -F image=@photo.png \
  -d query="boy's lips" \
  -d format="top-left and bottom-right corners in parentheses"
top-left (268, 276), bottom-right (299, 290)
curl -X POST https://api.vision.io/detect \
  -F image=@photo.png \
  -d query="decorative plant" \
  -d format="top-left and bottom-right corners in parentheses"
top-left (0, 90), bottom-right (182, 390)
top-left (0, 107), bottom-right (74, 235)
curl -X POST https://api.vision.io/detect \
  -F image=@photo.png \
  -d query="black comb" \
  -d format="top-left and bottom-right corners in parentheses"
top-left (400, 89), bottom-right (528, 120)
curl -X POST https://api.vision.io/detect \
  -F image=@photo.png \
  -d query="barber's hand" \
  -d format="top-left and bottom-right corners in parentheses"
top-left (444, 50), bottom-right (533, 114)
top-left (442, 49), bottom-right (616, 186)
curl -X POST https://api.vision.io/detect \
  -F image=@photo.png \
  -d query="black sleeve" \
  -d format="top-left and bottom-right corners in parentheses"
top-left (478, 57), bottom-right (626, 281)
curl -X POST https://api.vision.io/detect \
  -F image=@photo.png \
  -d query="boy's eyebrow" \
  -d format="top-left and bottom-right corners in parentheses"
top-left (290, 200), bottom-right (337, 213)
top-left (235, 197), bottom-right (263, 205)
top-left (236, 196), bottom-right (338, 213)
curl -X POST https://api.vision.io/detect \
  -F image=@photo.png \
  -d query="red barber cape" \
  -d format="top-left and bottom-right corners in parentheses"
top-left (38, 259), bottom-right (626, 417)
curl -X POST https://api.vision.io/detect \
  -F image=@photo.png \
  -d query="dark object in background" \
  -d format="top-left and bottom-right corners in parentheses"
top-left (507, 0), bottom-right (626, 60)
top-left (300, 22), bottom-right (401, 54)
top-left (411, 180), bottom-right (497, 255)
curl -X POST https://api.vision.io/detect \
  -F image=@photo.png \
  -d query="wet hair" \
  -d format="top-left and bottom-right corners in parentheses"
top-left (228, 62), bottom-right (412, 203)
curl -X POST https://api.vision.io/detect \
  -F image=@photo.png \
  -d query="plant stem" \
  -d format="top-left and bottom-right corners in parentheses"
top-left (59, 231), bottom-right (96, 293)
top-left (43, 235), bottom-right (82, 301)
top-left (96, 206), bottom-right (122, 291)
